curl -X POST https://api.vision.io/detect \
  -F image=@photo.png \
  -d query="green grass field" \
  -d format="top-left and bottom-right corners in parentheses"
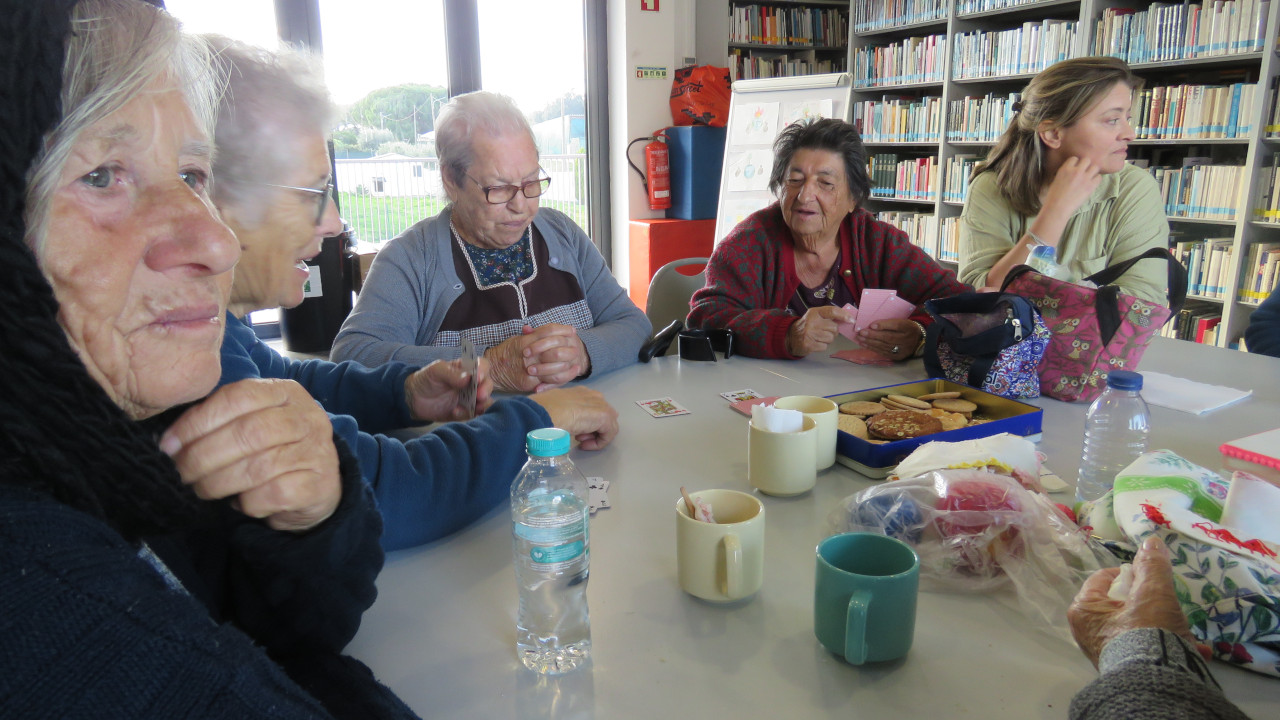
top-left (339, 192), bottom-right (589, 246)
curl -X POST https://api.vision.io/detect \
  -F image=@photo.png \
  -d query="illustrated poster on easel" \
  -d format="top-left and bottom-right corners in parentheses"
top-left (713, 74), bottom-right (852, 245)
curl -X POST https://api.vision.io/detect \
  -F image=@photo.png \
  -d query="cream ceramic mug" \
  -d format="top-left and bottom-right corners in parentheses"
top-left (676, 489), bottom-right (765, 602)
top-left (771, 395), bottom-right (838, 470)
top-left (748, 415), bottom-right (818, 496)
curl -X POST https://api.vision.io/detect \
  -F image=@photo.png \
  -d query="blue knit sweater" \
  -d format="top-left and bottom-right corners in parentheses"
top-left (219, 313), bottom-right (552, 551)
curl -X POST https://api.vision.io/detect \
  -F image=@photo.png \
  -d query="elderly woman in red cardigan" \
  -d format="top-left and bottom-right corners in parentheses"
top-left (688, 118), bottom-right (969, 360)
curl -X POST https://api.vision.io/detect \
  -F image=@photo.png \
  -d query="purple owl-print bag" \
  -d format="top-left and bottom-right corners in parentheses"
top-left (1002, 247), bottom-right (1188, 403)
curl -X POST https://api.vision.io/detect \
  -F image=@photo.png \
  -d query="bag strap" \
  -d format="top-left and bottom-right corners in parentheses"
top-left (1086, 247), bottom-right (1188, 344)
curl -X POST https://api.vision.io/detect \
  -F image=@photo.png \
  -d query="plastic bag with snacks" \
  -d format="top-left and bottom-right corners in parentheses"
top-left (826, 469), bottom-right (1117, 638)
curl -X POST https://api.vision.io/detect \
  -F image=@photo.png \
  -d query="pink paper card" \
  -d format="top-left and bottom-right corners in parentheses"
top-left (837, 302), bottom-right (859, 341)
top-left (730, 396), bottom-right (779, 417)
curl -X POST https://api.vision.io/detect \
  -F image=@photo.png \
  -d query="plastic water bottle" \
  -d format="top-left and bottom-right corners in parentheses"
top-left (511, 427), bottom-right (591, 674)
top-left (1027, 242), bottom-right (1068, 279)
top-left (1077, 370), bottom-right (1150, 503)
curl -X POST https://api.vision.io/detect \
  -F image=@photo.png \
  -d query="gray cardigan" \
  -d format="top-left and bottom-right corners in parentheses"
top-left (331, 206), bottom-right (650, 375)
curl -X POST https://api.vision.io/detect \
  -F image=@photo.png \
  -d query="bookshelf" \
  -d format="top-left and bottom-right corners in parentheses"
top-left (727, 0), bottom-right (851, 80)
top-left (825, 0), bottom-right (1280, 349)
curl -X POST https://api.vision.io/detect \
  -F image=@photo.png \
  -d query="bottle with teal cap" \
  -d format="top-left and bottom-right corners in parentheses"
top-left (511, 427), bottom-right (591, 674)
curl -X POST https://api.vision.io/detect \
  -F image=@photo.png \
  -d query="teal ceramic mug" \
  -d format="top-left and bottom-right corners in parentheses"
top-left (814, 532), bottom-right (920, 665)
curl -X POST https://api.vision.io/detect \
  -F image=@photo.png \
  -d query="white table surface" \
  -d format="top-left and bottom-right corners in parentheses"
top-left (345, 337), bottom-right (1280, 719)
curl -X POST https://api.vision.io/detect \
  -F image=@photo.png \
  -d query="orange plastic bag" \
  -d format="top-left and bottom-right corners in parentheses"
top-left (669, 65), bottom-right (731, 127)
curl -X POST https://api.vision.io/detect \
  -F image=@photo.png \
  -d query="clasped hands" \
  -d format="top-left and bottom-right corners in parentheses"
top-left (787, 306), bottom-right (918, 361)
top-left (485, 323), bottom-right (590, 393)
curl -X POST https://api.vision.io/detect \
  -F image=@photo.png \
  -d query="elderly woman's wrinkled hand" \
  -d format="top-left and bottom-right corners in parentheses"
top-left (1067, 535), bottom-right (1207, 668)
top-left (404, 358), bottom-right (494, 422)
top-left (857, 318), bottom-right (921, 361)
top-left (530, 386), bottom-right (619, 451)
top-left (486, 324), bottom-right (589, 393)
top-left (159, 378), bottom-right (342, 533)
top-left (786, 306), bottom-right (853, 357)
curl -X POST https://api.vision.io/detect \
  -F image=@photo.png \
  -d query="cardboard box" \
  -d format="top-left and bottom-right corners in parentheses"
top-left (828, 379), bottom-right (1043, 478)
top-left (665, 125), bottom-right (726, 220)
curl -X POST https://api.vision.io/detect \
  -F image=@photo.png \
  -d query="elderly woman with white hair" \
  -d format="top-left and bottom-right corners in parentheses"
top-left (0, 1), bottom-right (413, 717)
top-left (205, 38), bottom-right (620, 553)
top-left (330, 91), bottom-right (650, 393)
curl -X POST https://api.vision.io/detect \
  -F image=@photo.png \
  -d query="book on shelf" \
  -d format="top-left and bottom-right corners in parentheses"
top-left (952, 20), bottom-right (1078, 80)
top-left (852, 0), bottom-right (947, 33)
top-left (1092, 1), bottom-right (1270, 62)
top-left (1237, 241), bottom-right (1280, 302)
top-left (1252, 152), bottom-right (1280, 222)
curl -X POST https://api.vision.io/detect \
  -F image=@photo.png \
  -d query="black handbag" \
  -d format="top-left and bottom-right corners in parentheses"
top-left (922, 292), bottom-right (1051, 399)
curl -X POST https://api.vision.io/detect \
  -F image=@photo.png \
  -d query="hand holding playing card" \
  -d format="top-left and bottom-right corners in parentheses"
top-left (786, 305), bottom-right (854, 357)
top-left (855, 317), bottom-right (922, 361)
top-left (404, 355), bottom-right (493, 422)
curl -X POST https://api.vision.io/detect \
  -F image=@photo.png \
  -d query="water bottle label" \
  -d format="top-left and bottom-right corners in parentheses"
top-left (526, 539), bottom-right (585, 565)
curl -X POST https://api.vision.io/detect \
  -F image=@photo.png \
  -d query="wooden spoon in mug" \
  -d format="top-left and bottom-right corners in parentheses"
top-left (680, 486), bottom-right (698, 519)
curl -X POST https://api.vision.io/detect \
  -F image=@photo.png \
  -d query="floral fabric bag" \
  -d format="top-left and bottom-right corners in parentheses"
top-left (1001, 247), bottom-right (1188, 403)
top-left (1083, 450), bottom-right (1280, 678)
top-left (922, 292), bottom-right (1050, 399)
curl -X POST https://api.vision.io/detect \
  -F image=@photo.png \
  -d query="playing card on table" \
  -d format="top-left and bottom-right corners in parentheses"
top-left (587, 477), bottom-right (610, 513)
top-left (459, 338), bottom-right (478, 419)
top-left (730, 396), bottom-right (780, 416)
top-left (636, 397), bottom-right (691, 418)
top-left (720, 388), bottom-right (763, 403)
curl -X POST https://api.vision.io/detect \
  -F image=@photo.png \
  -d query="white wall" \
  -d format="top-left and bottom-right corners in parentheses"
top-left (607, 0), bottom-right (737, 288)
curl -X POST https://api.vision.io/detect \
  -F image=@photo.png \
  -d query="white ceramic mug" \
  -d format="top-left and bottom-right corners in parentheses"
top-left (748, 415), bottom-right (818, 496)
top-left (772, 395), bottom-right (838, 470)
top-left (676, 489), bottom-right (765, 602)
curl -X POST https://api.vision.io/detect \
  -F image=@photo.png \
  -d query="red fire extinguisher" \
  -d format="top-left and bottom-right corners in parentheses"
top-left (628, 130), bottom-right (671, 211)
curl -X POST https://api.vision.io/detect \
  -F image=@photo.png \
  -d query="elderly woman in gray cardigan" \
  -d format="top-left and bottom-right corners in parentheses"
top-left (331, 92), bottom-right (649, 393)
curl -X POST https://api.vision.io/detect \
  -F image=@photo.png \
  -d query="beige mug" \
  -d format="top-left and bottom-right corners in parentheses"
top-left (676, 489), bottom-right (765, 602)
top-left (772, 395), bottom-right (838, 470)
top-left (748, 415), bottom-right (818, 496)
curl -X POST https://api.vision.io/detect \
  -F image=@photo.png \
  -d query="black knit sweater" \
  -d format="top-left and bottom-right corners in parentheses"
top-left (0, 2), bottom-right (414, 718)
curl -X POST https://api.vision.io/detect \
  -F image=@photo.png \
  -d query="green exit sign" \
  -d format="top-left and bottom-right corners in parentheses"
top-left (635, 66), bottom-right (668, 80)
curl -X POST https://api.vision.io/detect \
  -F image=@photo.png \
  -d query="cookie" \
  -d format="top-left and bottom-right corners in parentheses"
top-left (837, 413), bottom-right (868, 439)
top-left (839, 400), bottom-right (886, 417)
top-left (882, 398), bottom-right (928, 413)
top-left (866, 410), bottom-right (943, 440)
top-left (932, 398), bottom-right (978, 417)
top-left (919, 391), bottom-right (962, 401)
top-left (886, 394), bottom-right (931, 410)
top-left (937, 412), bottom-right (968, 432)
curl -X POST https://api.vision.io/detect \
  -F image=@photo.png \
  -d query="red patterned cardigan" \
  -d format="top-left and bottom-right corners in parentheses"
top-left (688, 204), bottom-right (971, 359)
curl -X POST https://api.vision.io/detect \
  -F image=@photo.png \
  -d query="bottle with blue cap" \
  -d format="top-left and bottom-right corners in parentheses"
top-left (511, 427), bottom-right (591, 674)
top-left (1077, 370), bottom-right (1150, 504)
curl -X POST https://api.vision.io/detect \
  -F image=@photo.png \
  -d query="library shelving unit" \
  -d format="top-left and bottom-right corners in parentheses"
top-left (727, 0), bottom-right (852, 80)
top-left (836, 0), bottom-right (1280, 348)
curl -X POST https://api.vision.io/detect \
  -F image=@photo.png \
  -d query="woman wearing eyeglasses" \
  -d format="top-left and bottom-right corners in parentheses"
top-left (207, 38), bottom-right (620, 552)
top-left (331, 91), bottom-right (650, 393)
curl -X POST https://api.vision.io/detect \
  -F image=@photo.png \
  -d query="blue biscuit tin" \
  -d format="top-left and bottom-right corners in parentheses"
top-left (829, 379), bottom-right (1043, 478)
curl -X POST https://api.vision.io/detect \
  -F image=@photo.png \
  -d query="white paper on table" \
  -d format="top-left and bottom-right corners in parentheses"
top-left (1137, 371), bottom-right (1252, 415)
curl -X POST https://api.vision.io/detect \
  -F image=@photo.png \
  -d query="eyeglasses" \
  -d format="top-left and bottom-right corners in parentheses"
top-left (466, 174), bottom-right (551, 204)
top-left (256, 181), bottom-right (335, 225)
